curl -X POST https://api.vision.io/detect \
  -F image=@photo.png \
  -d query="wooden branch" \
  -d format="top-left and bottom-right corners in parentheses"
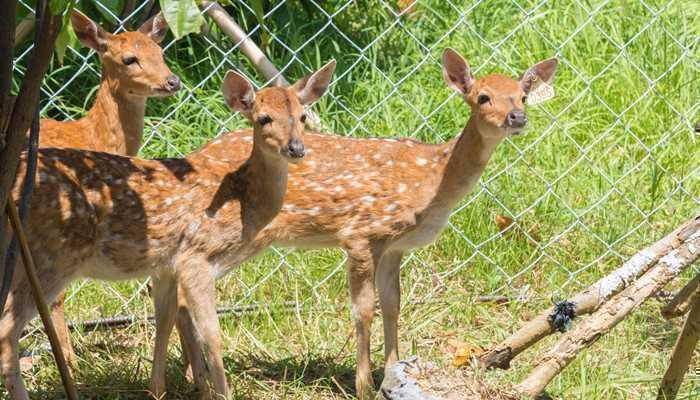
top-left (0, 8), bottom-right (62, 272)
top-left (661, 273), bottom-right (700, 320)
top-left (6, 201), bottom-right (79, 400)
top-left (0, 0), bottom-right (16, 150)
top-left (657, 293), bottom-right (700, 400)
top-left (200, 1), bottom-right (323, 129)
top-left (201, 1), bottom-right (288, 86)
top-left (515, 223), bottom-right (700, 397)
top-left (481, 215), bottom-right (700, 369)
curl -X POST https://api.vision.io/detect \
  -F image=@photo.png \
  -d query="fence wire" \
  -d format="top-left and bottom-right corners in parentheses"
top-left (11, 0), bottom-right (700, 355)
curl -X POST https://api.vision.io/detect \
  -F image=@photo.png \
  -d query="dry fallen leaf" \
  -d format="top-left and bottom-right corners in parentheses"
top-left (495, 214), bottom-right (514, 233)
top-left (19, 355), bottom-right (39, 372)
top-left (450, 340), bottom-right (484, 367)
top-left (396, 0), bottom-right (417, 17)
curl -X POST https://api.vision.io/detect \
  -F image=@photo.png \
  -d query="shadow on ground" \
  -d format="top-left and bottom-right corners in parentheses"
top-left (22, 350), bottom-right (382, 399)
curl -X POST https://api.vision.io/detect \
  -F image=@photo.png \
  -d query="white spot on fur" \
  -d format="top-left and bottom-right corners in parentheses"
top-left (398, 183), bottom-right (407, 193)
top-left (384, 203), bottom-right (399, 212)
top-left (416, 158), bottom-right (428, 166)
top-left (361, 195), bottom-right (376, 204)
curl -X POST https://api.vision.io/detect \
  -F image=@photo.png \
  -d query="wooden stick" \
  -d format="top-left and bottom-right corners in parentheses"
top-left (657, 293), bottom-right (700, 400)
top-left (6, 200), bottom-right (79, 400)
top-left (200, 1), bottom-right (323, 129)
top-left (515, 225), bottom-right (700, 397)
top-left (661, 273), bottom-right (700, 320)
top-left (201, 1), bottom-right (287, 86)
top-left (481, 215), bottom-right (700, 369)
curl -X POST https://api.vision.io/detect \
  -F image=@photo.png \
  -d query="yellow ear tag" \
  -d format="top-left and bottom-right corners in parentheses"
top-left (527, 80), bottom-right (555, 106)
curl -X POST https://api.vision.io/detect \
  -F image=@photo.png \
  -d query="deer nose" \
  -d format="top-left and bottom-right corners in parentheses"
top-left (506, 110), bottom-right (527, 128)
top-left (165, 75), bottom-right (181, 92)
top-left (287, 138), bottom-right (305, 159)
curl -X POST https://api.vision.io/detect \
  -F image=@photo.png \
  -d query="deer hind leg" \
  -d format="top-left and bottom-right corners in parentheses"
top-left (178, 262), bottom-right (228, 399)
top-left (50, 291), bottom-right (76, 369)
top-left (149, 273), bottom-right (178, 398)
top-left (0, 260), bottom-right (69, 400)
top-left (176, 284), bottom-right (209, 392)
top-left (376, 251), bottom-right (403, 370)
top-left (0, 291), bottom-right (32, 400)
top-left (345, 242), bottom-right (383, 400)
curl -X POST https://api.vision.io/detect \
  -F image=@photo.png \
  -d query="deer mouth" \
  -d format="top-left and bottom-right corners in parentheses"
top-left (153, 87), bottom-right (178, 97)
top-left (281, 148), bottom-right (305, 164)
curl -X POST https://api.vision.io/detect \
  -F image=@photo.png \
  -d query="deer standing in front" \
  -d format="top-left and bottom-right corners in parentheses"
top-left (166, 49), bottom-right (558, 399)
top-left (0, 62), bottom-right (335, 400)
top-left (39, 9), bottom-right (181, 367)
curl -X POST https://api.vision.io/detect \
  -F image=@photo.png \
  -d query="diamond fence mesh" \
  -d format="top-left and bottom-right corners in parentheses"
top-left (11, 0), bottom-right (700, 364)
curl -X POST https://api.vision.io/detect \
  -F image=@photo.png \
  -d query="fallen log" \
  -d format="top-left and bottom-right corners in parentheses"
top-left (514, 225), bottom-right (700, 397)
top-left (481, 215), bottom-right (700, 369)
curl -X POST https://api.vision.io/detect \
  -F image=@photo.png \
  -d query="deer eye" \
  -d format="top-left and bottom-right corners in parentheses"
top-left (477, 94), bottom-right (490, 105)
top-left (123, 56), bottom-right (138, 66)
top-left (300, 114), bottom-right (307, 123)
top-left (522, 95), bottom-right (528, 104)
top-left (257, 115), bottom-right (272, 125)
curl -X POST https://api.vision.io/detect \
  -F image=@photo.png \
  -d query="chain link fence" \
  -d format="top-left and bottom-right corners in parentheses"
top-left (11, 0), bottom-right (700, 369)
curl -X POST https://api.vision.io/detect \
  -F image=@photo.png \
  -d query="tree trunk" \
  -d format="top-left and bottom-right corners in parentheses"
top-left (0, 6), bottom-right (62, 278)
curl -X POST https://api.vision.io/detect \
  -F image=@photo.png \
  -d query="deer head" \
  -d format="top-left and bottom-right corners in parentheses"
top-left (442, 48), bottom-right (558, 139)
top-left (221, 60), bottom-right (336, 162)
top-left (70, 10), bottom-right (181, 98)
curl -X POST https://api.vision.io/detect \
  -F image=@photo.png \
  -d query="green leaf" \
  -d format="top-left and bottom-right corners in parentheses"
top-left (250, 0), bottom-right (268, 52)
top-left (159, 0), bottom-right (205, 39)
top-left (49, 0), bottom-right (69, 15)
top-left (91, 0), bottom-right (124, 24)
top-left (54, 0), bottom-right (76, 64)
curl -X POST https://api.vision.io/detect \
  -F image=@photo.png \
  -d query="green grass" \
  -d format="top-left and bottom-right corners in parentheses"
top-left (9, 0), bottom-right (700, 399)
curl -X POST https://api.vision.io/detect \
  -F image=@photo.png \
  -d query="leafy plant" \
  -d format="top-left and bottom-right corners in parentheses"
top-left (159, 0), bottom-right (205, 39)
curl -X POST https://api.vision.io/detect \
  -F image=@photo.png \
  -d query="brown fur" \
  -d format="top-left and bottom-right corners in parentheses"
top-left (39, 9), bottom-right (179, 372)
top-left (39, 11), bottom-right (179, 155)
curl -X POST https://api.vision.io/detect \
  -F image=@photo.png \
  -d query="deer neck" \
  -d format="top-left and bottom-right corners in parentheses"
top-left (236, 142), bottom-right (289, 238)
top-left (429, 118), bottom-right (501, 210)
top-left (86, 77), bottom-right (146, 156)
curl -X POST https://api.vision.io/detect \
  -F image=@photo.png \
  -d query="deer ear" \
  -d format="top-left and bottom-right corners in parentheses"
top-left (138, 12), bottom-right (169, 43)
top-left (221, 70), bottom-right (256, 115)
top-left (292, 60), bottom-right (336, 105)
top-left (442, 48), bottom-right (474, 95)
top-left (71, 10), bottom-right (110, 53)
top-left (520, 58), bottom-right (558, 94)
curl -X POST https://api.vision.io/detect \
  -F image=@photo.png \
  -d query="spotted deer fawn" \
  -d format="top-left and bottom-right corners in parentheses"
top-left (41, 10), bottom-right (180, 154)
top-left (37, 9), bottom-right (181, 369)
top-left (167, 49), bottom-right (558, 399)
top-left (0, 62), bottom-right (335, 400)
